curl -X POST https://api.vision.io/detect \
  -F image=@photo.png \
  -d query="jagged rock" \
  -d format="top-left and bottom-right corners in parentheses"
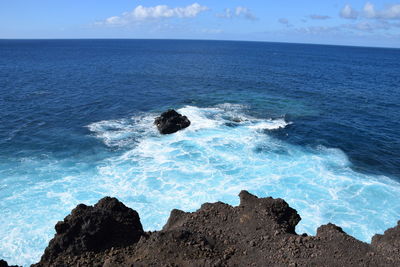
top-left (0, 259), bottom-right (19, 267)
top-left (154, 109), bottom-right (191, 134)
top-left (33, 191), bottom-right (400, 266)
top-left (238, 190), bottom-right (301, 234)
top-left (35, 197), bottom-right (143, 266)
top-left (372, 220), bottom-right (400, 256)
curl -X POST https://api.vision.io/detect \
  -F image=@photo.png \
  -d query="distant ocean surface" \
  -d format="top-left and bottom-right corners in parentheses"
top-left (0, 39), bottom-right (399, 265)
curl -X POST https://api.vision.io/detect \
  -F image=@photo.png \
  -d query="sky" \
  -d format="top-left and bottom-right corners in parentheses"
top-left (0, 0), bottom-right (400, 47)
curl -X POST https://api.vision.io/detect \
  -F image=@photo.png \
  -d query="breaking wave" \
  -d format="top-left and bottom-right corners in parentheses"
top-left (1, 104), bottom-right (400, 265)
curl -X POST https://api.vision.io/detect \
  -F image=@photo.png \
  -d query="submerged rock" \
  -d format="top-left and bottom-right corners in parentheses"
top-left (154, 109), bottom-right (191, 134)
top-left (34, 191), bottom-right (400, 266)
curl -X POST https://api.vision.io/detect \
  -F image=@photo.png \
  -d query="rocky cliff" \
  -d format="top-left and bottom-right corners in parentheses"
top-left (29, 191), bottom-right (400, 266)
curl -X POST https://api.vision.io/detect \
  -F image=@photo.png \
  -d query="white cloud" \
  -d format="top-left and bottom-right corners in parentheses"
top-left (235, 6), bottom-right (257, 20)
top-left (217, 8), bottom-right (232, 19)
top-left (105, 16), bottom-right (121, 25)
top-left (217, 6), bottom-right (257, 20)
top-left (340, 2), bottom-right (400, 20)
top-left (363, 2), bottom-right (400, 19)
top-left (295, 26), bottom-right (340, 35)
top-left (382, 4), bottom-right (400, 19)
top-left (363, 2), bottom-right (376, 18)
top-left (342, 20), bottom-right (399, 32)
top-left (294, 20), bottom-right (400, 35)
top-left (309, 14), bottom-right (331, 20)
top-left (278, 18), bottom-right (293, 27)
top-left (340, 4), bottom-right (359, 19)
top-left (100, 3), bottom-right (209, 26)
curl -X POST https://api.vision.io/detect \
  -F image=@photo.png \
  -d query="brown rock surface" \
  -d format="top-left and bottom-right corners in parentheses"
top-left (33, 191), bottom-right (400, 266)
top-left (33, 197), bottom-right (143, 266)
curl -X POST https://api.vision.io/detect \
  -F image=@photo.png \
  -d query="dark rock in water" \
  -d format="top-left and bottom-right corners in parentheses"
top-left (232, 117), bottom-right (243, 123)
top-left (35, 197), bottom-right (143, 266)
top-left (154, 109), bottom-right (191, 134)
top-left (224, 117), bottom-right (245, 127)
top-left (34, 191), bottom-right (400, 266)
top-left (0, 259), bottom-right (19, 267)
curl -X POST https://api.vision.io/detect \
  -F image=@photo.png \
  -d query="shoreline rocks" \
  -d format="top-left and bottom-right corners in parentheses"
top-left (0, 259), bottom-right (19, 267)
top-left (154, 109), bottom-right (191, 134)
top-left (33, 191), bottom-right (400, 266)
top-left (34, 197), bottom-right (143, 266)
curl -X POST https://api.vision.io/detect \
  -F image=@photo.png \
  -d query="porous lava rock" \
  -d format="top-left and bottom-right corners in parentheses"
top-left (34, 191), bottom-right (400, 266)
top-left (371, 220), bottom-right (400, 264)
top-left (34, 197), bottom-right (143, 266)
top-left (154, 109), bottom-right (191, 134)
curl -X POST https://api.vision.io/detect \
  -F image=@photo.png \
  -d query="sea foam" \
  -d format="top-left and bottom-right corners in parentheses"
top-left (1, 104), bottom-right (400, 266)
top-left (89, 105), bottom-right (400, 239)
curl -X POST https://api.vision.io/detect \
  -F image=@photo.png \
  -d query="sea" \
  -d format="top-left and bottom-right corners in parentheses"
top-left (0, 39), bottom-right (399, 266)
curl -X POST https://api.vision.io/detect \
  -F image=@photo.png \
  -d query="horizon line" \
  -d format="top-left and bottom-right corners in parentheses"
top-left (0, 37), bottom-right (399, 50)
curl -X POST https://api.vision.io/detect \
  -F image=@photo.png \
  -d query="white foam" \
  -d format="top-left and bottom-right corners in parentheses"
top-left (246, 119), bottom-right (290, 130)
top-left (177, 106), bottom-right (223, 131)
top-left (1, 104), bottom-right (400, 266)
top-left (87, 114), bottom-right (158, 148)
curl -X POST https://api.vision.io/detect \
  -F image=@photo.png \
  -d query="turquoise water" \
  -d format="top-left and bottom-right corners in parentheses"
top-left (0, 40), bottom-right (400, 265)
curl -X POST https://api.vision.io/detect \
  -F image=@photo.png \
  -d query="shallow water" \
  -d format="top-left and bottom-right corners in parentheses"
top-left (0, 40), bottom-right (400, 265)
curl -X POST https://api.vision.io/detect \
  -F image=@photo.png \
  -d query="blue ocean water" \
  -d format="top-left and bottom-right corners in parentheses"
top-left (0, 40), bottom-right (399, 266)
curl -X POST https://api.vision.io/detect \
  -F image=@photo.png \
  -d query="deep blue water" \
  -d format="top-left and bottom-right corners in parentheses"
top-left (0, 40), bottom-right (399, 265)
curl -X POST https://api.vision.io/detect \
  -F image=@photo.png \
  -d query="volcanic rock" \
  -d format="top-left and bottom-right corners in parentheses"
top-left (371, 220), bottom-right (400, 263)
top-left (34, 191), bottom-right (400, 266)
top-left (0, 259), bottom-right (19, 267)
top-left (34, 197), bottom-right (143, 266)
top-left (154, 109), bottom-right (191, 134)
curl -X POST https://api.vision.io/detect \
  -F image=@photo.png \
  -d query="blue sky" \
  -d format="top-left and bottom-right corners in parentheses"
top-left (1, 0), bottom-right (399, 47)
